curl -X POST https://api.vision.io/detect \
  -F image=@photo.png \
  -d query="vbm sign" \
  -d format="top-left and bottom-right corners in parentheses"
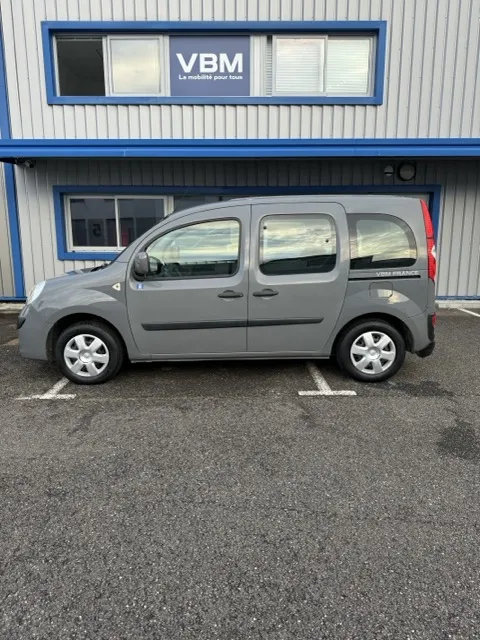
top-left (176, 53), bottom-right (244, 74)
top-left (170, 36), bottom-right (250, 97)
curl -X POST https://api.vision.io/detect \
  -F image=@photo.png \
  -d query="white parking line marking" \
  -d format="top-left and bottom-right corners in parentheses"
top-left (459, 308), bottom-right (480, 319)
top-left (298, 361), bottom-right (357, 397)
top-left (17, 377), bottom-right (76, 401)
top-left (1, 338), bottom-right (19, 346)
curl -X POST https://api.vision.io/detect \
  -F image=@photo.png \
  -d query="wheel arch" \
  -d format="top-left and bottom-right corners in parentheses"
top-left (331, 313), bottom-right (414, 356)
top-left (47, 313), bottom-right (128, 363)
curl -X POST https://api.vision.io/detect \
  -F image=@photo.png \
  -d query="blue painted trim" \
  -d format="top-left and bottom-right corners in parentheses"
top-left (0, 17), bottom-right (25, 298)
top-left (42, 20), bottom-right (386, 106)
top-left (374, 21), bottom-right (387, 107)
top-left (0, 296), bottom-right (25, 302)
top-left (47, 96), bottom-right (382, 106)
top-left (4, 165), bottom-right (25, 295)
top-left (1, 138), bottom-right (480, 159)
top-left (42, 24), bottom-right (57, 110)
top-left (54, 183), bottom-right (441, 261)
top-left (42, 20), bottom-right (387, 32)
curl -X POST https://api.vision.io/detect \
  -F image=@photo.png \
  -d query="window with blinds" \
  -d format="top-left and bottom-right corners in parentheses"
top-left (266, 34), bottom-right (374, 96)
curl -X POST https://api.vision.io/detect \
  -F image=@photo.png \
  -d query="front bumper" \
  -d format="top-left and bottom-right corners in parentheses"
top-left (17, 305), bottom-right (50, 361)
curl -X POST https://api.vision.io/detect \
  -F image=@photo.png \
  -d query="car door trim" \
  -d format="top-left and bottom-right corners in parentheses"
top-left (248, 318), bottom-right (324, 327)
top-left (142, 318), bottom-right (324, 331)
top-left (142, 320), bottom-right (247, 331)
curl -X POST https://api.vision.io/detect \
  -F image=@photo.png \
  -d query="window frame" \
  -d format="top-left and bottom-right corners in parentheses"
top-left (259, 213), bottom-right (338, 277)
top-left (139, 217), bottom-right (242, 282)
top-left (64, 194), bottom-right (172, 254)
top-left (271, 33), bottom-right (375, 98)
top-left (43, 20), bottom-right (387, 105)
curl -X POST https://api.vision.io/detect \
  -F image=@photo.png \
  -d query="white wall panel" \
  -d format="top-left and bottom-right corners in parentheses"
top-left (2, 0), bottom-right (480, 139)
top-left (14, 158), bottom-right (480, 297)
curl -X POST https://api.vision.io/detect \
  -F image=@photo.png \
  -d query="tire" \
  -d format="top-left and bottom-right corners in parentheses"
top-left (54, 321), bottom-right (125, 385)
top-left (336, 320), bottom-right (406, 383)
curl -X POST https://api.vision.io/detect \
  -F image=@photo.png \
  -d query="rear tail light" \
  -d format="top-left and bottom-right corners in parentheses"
top-left (421, 200), bottom-right (437, 281)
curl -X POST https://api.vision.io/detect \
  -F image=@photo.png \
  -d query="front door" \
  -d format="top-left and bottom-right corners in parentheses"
top-left (126, 205), bottom-right (250, 356)
top-left (247, 201), bottom-right (349, 354)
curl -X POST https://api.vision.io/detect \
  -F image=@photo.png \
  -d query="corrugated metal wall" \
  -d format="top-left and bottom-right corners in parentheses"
top-left (0, 167), bottom-right (14, 297)
top-left (2, 0), bottom-right (480, 140)
top-left (14, 158), bottom-right (480, 298)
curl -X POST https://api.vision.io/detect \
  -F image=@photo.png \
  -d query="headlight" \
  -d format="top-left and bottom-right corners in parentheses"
top-left (26, 281), bottom-right (46, 305)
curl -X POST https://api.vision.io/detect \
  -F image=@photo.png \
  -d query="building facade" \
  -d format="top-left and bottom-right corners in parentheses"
top-left (0, 0), bottom-right (480, 300)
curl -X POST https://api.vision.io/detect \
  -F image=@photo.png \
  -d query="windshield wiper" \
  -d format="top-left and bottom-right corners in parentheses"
top-left (90, 262), bottom-right (110, 272)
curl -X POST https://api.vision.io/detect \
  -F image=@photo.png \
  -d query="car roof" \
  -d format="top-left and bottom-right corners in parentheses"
top-left (169, 194), bottom-right (424, 217)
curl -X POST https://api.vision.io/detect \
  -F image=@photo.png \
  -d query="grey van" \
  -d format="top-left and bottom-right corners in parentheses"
top-left (18, 195), bottom-right (436, 385)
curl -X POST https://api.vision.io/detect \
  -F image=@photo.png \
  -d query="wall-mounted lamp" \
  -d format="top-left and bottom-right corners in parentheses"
top-left (14, 158), bottom-right (36, 169)
top-left (398, 162), bottom-right (416, 182)
top-left (384, 164), bottom-right (395, 178)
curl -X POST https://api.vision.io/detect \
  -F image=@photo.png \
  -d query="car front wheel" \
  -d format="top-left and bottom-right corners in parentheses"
top-left (55, 321), bottom-right (124, 385)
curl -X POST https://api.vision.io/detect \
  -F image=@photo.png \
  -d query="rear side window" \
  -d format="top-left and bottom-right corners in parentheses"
top-left (348, 214), bottom-right (417, 270)
top-left (260, 214), bottom-right (337, 276)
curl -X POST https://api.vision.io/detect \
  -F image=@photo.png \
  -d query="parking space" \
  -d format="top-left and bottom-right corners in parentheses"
top-left (1, 309), bottom-right (479, 403)
top-left (322, 308), bottom-right (480, 399)
top-left (2, 307), bottom-right (480, 639)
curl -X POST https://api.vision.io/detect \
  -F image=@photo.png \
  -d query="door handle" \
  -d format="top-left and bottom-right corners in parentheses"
top-left (218, 290), bottom-right (244, 299)
top-left (252, 288), bottom-right (279, 298)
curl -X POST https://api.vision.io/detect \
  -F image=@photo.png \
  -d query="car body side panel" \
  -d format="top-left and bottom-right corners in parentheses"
top-left (324, 279), bottom-right (431, 355)
top-left (18, 262), bottom-right (143, 361)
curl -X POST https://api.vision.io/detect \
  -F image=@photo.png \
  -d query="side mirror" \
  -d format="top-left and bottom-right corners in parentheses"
top-left (134, 252), bottom-right (149, 277)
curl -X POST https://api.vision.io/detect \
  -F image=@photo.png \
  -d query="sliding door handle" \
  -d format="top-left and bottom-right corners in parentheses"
top-left (252, 289), bottom-right (279, 298)
top-left (218, 290), bottom-right (244, 299)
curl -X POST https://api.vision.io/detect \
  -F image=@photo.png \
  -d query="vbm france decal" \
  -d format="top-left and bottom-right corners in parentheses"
top-left (375, 271), bottom-right (420, 277)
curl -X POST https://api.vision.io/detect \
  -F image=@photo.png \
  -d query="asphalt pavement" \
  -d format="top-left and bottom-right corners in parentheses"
top-left (0, 309), bottom-right (479, 639)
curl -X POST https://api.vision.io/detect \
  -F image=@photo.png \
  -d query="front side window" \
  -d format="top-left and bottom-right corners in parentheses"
top-left (348, 214), bottom-right (417, 270)
top-left (145, 219), bottom-right (240, 279)
top-left (260, 215), bottom-right (337, 276)
top-left (67, 196), bottom-right (165, 251)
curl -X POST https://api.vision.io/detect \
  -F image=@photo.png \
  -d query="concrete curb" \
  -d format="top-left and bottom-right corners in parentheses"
top-left (0, 303), bottom-right (23, 313)
top-left (436, 300), bottom-right (480, 309)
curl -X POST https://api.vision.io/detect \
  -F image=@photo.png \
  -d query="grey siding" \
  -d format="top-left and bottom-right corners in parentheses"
top-left (2, 0), bottom-right (480, 139)
top-left (0, 166), bottom-right (14, 297)
top-left (14, 158), bottom-right (480, 298)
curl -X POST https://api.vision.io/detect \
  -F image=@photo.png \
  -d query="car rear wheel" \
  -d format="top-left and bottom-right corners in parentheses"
top-left (55, 321), bottom-right (124, 385)
top-left (336, 320), bottom-right (406, 383)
